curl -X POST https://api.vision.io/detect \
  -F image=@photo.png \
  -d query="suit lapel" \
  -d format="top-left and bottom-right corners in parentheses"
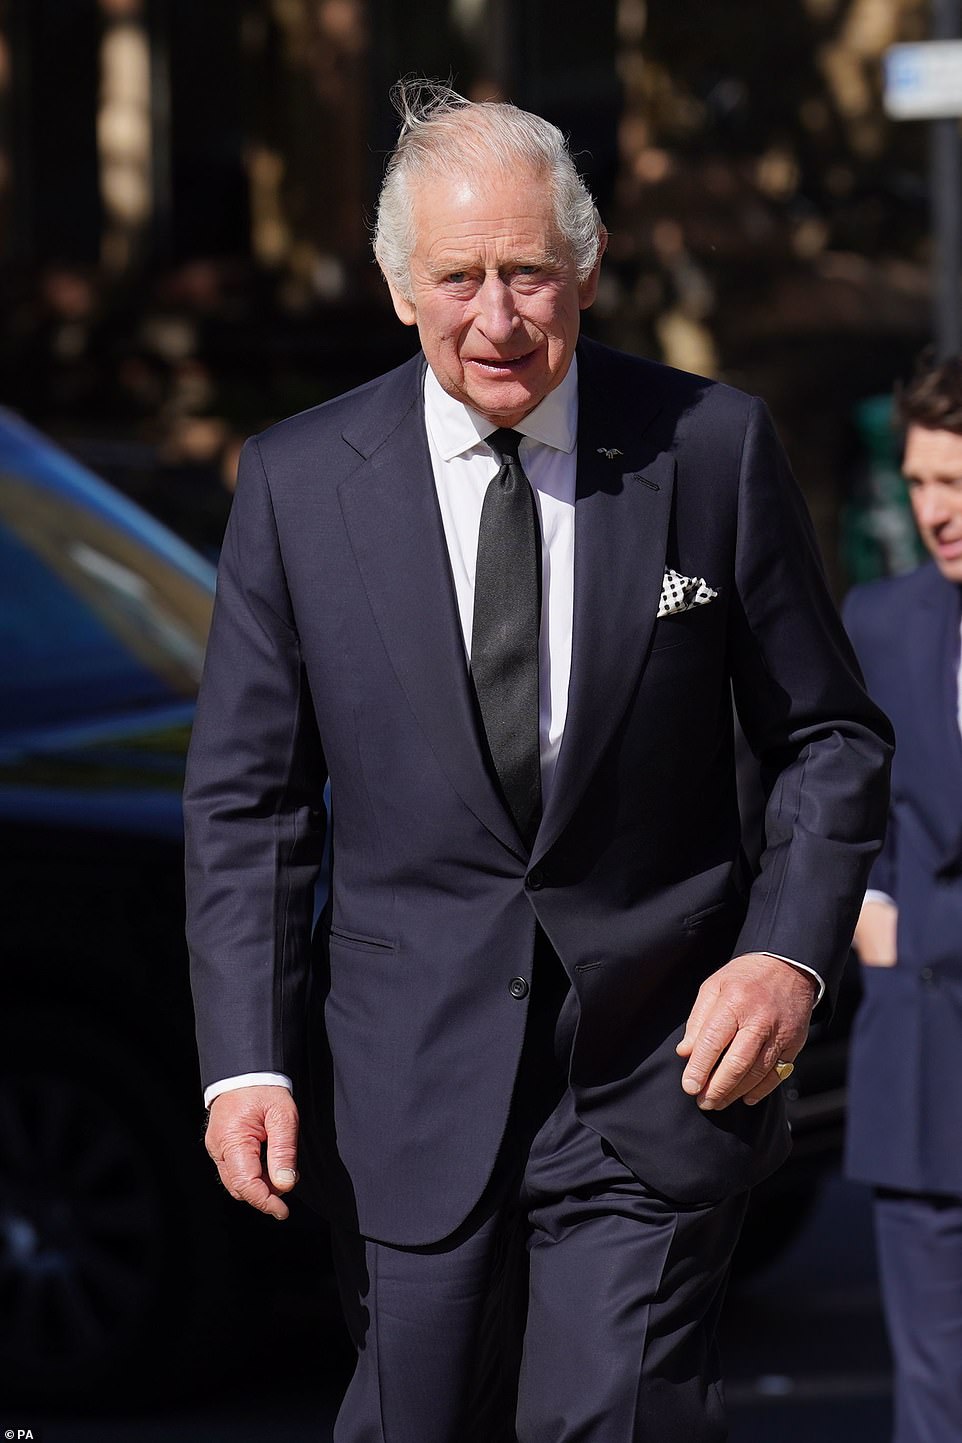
top-left (931, 572), bottom-right (962, 854)
top-left (337, 358), bottom-right (525, 858)
top-left (336, 343), bottom-right (678, 864)
top-left (533, 348), bottom-right (675, 861)
top-left (904, 568), bottom-right (962, 863)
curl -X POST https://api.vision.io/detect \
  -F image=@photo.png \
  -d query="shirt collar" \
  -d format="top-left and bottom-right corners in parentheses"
top-left (424, 356), bottom-right (579, 462)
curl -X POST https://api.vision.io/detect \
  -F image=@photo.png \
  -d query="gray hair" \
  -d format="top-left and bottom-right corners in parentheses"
top-left (373, 78), bottom-right (604, 300)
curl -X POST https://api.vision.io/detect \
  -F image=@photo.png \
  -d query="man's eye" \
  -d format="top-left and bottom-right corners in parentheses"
top-left (446, 272), bottom-right (469, 284)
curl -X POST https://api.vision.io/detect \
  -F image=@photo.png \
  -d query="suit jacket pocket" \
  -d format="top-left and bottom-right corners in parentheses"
top-left (649, 603), bottom-right (716, 653)
top-left (684, 898), bottom-right (733, 931)
top-left (327, 925), bottom-right (396, 953)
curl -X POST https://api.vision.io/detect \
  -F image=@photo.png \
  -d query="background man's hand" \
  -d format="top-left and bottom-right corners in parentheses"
top-left (676, 953), bottom-right (816, 1111)
top-left (853, 897), bottom-right (898, 968)
top-left (205, 1085), bottom-right (300, 1220)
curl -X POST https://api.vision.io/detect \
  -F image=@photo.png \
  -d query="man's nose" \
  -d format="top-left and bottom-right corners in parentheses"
top-left (475, 275), bottom-right (518, 343)
top-left (914, 485), bottom-right (950, 529)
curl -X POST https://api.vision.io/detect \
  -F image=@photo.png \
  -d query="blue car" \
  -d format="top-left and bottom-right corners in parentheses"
top-left (0, 411), bottom-right (233, 1403)
top-left (0, 412), bottom-right (342, 1410)
top-left (0, 408), bottom-right (215, 833)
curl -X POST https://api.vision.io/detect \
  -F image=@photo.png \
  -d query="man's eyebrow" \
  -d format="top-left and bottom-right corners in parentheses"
top-left (903, 468), bottom-right (962, 482)
top-left (426, 249), bottom-right (563, 277)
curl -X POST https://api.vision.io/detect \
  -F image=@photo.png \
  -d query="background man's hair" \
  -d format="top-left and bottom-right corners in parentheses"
top-left (896, 351), bottom-right (962, 435)
top-left (373, 77), bottom-right (604, 301)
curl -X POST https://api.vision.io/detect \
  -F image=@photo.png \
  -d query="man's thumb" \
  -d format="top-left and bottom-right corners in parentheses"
top-left (266, 1116), bottom-right (299, 1191)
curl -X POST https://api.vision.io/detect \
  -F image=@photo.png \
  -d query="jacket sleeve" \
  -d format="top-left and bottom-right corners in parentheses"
top-left (862, 799), bottom-right (898, 901)
top-left (184, 436), bottom-right (328, 1094)
top-left (728, 399), bottom-right (894, 1005)
top-left (841, 585), bottom-right (898, 902)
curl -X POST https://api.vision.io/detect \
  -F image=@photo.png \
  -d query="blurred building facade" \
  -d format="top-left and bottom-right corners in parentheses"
top-left (0, 0), bottom-right (945, 582)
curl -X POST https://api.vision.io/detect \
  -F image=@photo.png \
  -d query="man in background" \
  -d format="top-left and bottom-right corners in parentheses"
top-left (186, 81), bottom-right (891, 1443)
top-left (845, 354), bottom-right (962, 1443)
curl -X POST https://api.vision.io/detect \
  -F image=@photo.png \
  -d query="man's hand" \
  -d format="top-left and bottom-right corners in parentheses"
top-left (676, 953), bottom-right (816, 1111)
top-left (205, 1085), bottom-right (300, 1220)
top-left (852, 897), bottom-right (898, 968)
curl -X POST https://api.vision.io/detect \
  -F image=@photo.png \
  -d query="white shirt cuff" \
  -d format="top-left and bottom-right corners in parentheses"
top-left (204, 1072), bottom-right (293, 1109)
top-left (863, 889), bottom-right (896, 909)
top-left (762, 952), bottom-right (826, 1007)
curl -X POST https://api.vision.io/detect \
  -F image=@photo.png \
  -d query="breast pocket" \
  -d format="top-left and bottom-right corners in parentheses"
top-left (649, 602), bottom-right (718, 654)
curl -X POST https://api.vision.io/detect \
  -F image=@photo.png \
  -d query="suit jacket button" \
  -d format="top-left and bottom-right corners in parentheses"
top-left (525, 867), bottom-right (545, 890)
top-left (920, 967), bottom-right (935, 983)
top-left (509, 976), bottom-right (530, 1000)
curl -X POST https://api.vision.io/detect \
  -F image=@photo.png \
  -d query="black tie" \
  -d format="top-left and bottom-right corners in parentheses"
top-left (471, 427), bottom-right (543, 848)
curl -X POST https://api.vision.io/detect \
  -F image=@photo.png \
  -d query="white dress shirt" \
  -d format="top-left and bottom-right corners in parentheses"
top-left (424, 356), bottom-right (578, 803)
top-left (204, 358), bottom-right (821, 1108)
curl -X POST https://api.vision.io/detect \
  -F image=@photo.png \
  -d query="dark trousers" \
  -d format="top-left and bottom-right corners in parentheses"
top-left (332, 938), bottom-right (747, 1443)
top-left (875, 1188), bottom-right (962, 1443)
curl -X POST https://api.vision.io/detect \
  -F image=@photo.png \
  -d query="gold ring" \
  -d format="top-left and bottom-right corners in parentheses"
top-left (774, 1060), bottom-right (795, 1083)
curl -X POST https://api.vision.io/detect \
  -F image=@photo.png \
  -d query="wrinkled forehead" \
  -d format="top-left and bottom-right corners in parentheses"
top-left (903, 424), bottom-right (962, 478)
top-left (408, 159), bottom-right (555, 221)
top-left (406, 161), bottom-right (566, 263)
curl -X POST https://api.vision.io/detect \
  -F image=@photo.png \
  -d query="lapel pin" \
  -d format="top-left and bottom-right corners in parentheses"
top-left (597, 447), bottom-right (623, 459)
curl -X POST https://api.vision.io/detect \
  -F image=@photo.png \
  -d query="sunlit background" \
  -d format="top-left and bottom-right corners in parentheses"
top-left (0, 0), bottom-right (951, 579)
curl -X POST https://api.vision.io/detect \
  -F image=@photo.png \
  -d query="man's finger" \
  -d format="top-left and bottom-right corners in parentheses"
top-left (217, 1133), bottom-right (262, 1188)
top-left (679, 1004), bottom-right (740, 1095)
top-left (220, 1142), bottom-right (291, 1220)
top-left (232, 1175), bottom-right (291, 1221)
top-left (234, 1175), bottom-right (290, 1221)
top-left (675, 983), bottom-right (719, 1059)
top-left (694, 1030), bottom-right (776, 1110)
top-left (741, 1068), bottom-right (792, 1107)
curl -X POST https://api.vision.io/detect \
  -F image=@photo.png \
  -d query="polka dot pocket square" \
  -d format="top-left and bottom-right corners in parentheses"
top-left (657, 568), bottom-right (718, 618)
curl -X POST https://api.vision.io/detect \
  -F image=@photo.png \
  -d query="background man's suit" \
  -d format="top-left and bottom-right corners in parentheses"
top-left (844, 562), bottom-right (962, 1442)
top-left (186, 335), bottom-right (890, 1251)
top-left (844, 563), bottom-right (962, 1197)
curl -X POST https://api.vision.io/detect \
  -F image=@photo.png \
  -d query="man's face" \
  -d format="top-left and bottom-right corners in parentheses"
top-left (903, 424), bottom-right (962, 583)
top-left (386, 164), bottom-right (605, 427)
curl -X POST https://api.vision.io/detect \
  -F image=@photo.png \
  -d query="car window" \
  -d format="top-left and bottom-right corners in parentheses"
top-left (0, 463), bottom-right (214, 735)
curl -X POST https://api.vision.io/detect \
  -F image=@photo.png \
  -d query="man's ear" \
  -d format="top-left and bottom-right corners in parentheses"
top-left (578, 226), bottom-right (608, 312)
top-left (386, 277), bottom-right (418, 327)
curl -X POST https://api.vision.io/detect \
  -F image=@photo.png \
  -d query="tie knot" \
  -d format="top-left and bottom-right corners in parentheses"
top-left (488, 428), bottom-right (523, 465)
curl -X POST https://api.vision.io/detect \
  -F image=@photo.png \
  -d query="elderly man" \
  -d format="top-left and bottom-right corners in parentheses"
top-left (185, 82), bottom-right (891, 1443)
top-left (844, 355), bottom-right (962, 1443)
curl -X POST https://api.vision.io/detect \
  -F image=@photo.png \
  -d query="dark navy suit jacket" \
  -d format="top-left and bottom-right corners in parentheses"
top-left (184, 338), bottom-right (892, 1246)
top-left (844, 563), bottom-right (962, 1195)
